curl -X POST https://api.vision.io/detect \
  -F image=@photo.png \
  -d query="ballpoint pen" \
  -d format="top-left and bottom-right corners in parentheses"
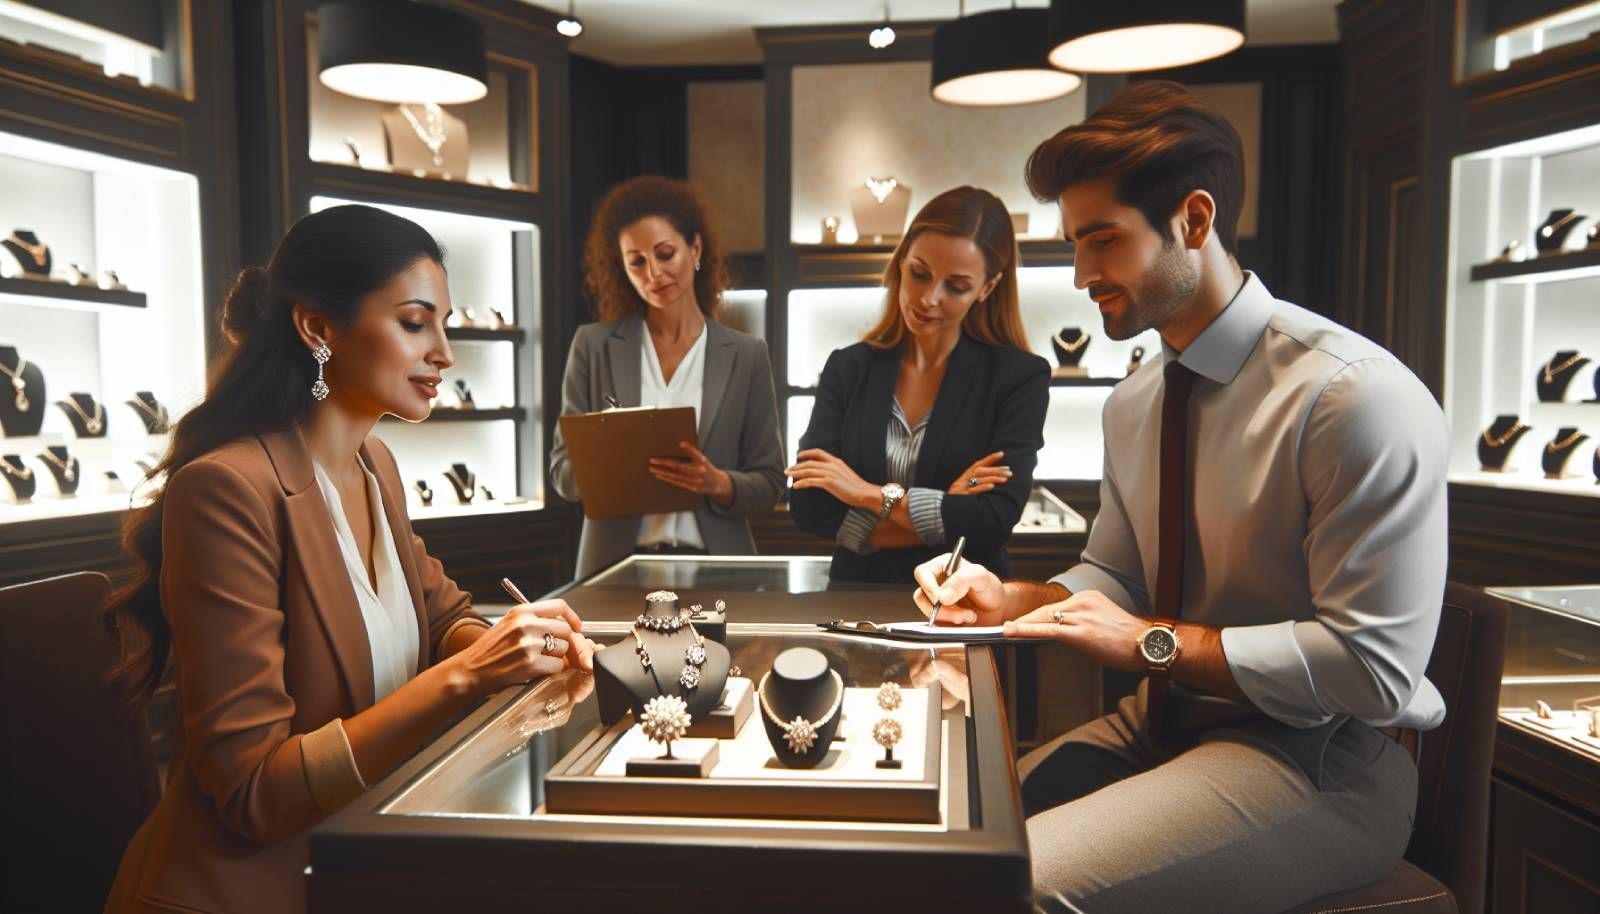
top-left (500, 576), bottom-right (531, 605)
top-left (926, 535), bottom-right (967, 627)
top-left (603, 393), bottom-right (621, 409)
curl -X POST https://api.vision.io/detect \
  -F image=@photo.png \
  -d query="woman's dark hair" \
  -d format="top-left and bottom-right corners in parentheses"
top-left (105, 204), bottom-right (444, 704)
top-left (1024, 80), bottom-right (1245, 256)
top-left (582, 175), bottom-right (729, 322)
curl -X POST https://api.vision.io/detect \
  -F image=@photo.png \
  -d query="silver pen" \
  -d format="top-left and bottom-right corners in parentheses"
top-left (927, 535), bottom-right (967, 627)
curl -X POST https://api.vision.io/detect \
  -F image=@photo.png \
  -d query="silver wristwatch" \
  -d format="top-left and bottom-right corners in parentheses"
top-left (878, 482), bottom-right (906, 520)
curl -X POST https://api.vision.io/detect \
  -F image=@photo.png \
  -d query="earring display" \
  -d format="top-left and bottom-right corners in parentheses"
top-left (65, 263), bottom-right (93, 286)
top-left (1, 229), bottom-right (51, 277)
top-left (848, 176), bottom-right (913, 244)
top-left (873, 717), bottom-right (904, 769)
top-left (1479, 415), bottom-right (1534, 472)
top-left (624, 693), bottom-right (720, 778)
top-left (444, 462), bottom-right (476, 503)
top-left (1534, 208), bottom-right (1587, 254)
top-left (125, 391), bottom-right (171, 434)
top-left (56, 392), bottom-right (106, 437)
top-left (1050, 327), bottom-right (1090, 377)
top-left (1542, 427), bottom-right (1590, 479)
top-left (35, 446), bottom-right (78, 496)
top-left (1493, 240), bottom-right (1525, 263)
top-left (1, 454), bottom-right (37, 503)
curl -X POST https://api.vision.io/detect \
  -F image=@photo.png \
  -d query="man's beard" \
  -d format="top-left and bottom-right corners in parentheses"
top-left (1098, 240), bottom-right (1198, 341)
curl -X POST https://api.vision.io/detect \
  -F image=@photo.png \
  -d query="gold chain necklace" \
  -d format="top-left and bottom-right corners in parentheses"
top-left (1543, 353), bottom-right (1586, 384)
top-left (36, 449), bottom-right (76, 482)
top-left (399, 103), bottom-right (448, 167)
top-left (1052, 330), bottom-right (1089, 354)
top-left (128, 395), bottom-right (168, 428)
top-left (1547, 430), bottom-right (1587, 453)
top-left (0, 354), bottom-right (30, 411)
top-left (0, 456), bottom-right (32, 480)
top-left (1540, 211), bottom-right (1581, 239)
top-left (1481, 421), bottom-right (1528, 449)
top-left (4, 233), bottom-right (47, 266)
top-left (60, 397), bottom-right (104, 434)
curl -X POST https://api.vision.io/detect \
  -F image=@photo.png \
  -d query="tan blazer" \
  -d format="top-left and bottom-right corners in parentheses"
top-left (104, 427), bottom-right (486, 914)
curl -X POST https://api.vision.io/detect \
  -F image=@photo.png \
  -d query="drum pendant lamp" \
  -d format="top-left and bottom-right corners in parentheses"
top-left (932, 7), bottom-right (1082, 106)
top-left (1045, 0), bottom-right (1246, 73)
top-left (318, 0), bottom-right (489, 105)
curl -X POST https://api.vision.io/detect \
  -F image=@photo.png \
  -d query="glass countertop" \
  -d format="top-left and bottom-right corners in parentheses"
top-left (1488, 585), bottom-right (1600, 627)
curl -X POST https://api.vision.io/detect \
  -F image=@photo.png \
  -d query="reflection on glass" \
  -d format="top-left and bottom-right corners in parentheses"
top-left (1488, 585), bottom-right (1600, 761)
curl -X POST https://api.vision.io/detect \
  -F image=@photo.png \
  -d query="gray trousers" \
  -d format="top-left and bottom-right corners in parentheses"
top-left (1019, 683), bottom-right (1418, 914)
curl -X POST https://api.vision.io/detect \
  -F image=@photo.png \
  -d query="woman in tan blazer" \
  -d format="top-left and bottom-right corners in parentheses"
top-left (102, 205), bottom-right (596, 914)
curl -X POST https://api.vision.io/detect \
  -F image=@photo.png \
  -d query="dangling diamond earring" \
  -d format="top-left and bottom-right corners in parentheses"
top-left (694, 259), bottom-right (701, 272)
top-left (311, 344), bottom-right (331, 401)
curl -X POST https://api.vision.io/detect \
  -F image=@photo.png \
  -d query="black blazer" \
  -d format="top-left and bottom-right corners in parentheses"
top-left (790, 335), bottom-right (1050, 582)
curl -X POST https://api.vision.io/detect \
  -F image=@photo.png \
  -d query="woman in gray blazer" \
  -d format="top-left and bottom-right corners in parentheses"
top-left (551, 176), bottom-right (784, 578)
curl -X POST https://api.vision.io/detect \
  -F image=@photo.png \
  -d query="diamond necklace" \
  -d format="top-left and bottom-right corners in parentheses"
top-left (60, 396), bottom-right (104, 434)
top-left (0, 354), bottom-right (31, 412)
top-left (758, 669), bottom-right (844, 755)
top-left (128, 394), bottom-right (169, 430)
top-left (36, 449), bottom-right (75, 482)
top-left (1052, 330), bottom-right (1089, 353)
top-left (631, 616), bottom-right (708, 691)
top-left (399, 103), bottom-right (448, 167)
top-left (864, 177), bottom-right (899, 204)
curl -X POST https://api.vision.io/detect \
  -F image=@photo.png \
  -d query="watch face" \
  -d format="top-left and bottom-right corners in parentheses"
top-left (883, 483), bottom-right (905, 499)
top-left (1141, 628), bottom-right (1177, 662)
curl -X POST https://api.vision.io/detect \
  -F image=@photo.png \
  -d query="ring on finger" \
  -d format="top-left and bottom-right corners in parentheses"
top-left (1052, 609), bottom-right (1067, 625)
top-left (968, 476), bottom-right (979, 488)
top-left (542, 632), bottom-right (561, 655)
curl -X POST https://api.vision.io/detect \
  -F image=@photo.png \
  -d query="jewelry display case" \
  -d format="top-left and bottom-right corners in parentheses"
top-left (1490, 584), bottom-right (1600, 764)
top-left (0, 130), bottom-right (206, 524)
top-left (309, 614), bottom-right (1029, 912)
top-left (1444, 123), bottom-right (1600, 498)
top-left (0, 0), bottom-right (186, 96)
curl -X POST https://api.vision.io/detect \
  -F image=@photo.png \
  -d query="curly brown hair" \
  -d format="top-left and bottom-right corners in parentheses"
top-left (582, 176), bottom-right (730, 322)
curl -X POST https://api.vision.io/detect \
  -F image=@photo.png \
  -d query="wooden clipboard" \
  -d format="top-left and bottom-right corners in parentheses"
top-left (558, 406), bottom-right (701, 519)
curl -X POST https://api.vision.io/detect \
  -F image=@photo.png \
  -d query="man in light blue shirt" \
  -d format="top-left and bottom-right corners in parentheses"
top-left (914, 81), bottom-right (1448, 913)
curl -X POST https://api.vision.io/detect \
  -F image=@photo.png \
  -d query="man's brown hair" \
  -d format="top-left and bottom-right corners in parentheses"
top-left (1024, 80), bottom-right (1245, 256)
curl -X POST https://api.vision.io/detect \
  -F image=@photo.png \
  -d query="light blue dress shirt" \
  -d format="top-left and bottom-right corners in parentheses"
top-left (1055, 273), bottom-right (1450, 731)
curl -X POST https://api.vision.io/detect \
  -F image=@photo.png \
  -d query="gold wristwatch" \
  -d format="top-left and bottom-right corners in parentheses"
top-left (1138, 620), bottom-right (1180, 675)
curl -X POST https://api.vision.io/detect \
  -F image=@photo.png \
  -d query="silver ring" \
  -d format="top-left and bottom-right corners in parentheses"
top-left (542, 632), bottom-right (560, 655)
top-left (1052, 609), bottom-right (1067, 624)
top-left (968, 476), bottom-right (979, 488)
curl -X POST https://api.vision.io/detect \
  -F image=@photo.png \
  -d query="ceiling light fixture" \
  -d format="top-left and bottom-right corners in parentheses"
top-left (318, 0), bottom-right (488, 105)
top-left (869, 4), bottom-right (896, 49)
top-left (932, 2), bottom-right (1082, 107)
top-left (557, 0), bottom-right (583, 38)
top-left (1045, 0), bottom-right (1246, 73)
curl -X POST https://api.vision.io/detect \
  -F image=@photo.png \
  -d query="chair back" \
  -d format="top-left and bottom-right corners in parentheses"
top-left (0, 572), bottom-right (160, 913)
top-left (1405, 582), bottom-right (1510, 914)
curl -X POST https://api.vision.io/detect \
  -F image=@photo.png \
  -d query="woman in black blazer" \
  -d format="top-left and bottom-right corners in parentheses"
top-left (788, 187), bottom-right (1049, 582)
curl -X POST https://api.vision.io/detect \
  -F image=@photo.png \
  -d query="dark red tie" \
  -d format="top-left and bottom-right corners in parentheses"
top-left (1146, 360), bottom-right (1197, 741)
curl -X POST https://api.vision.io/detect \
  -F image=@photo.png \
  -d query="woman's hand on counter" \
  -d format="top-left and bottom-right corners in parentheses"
top-left (649, 441), bottom-right (735, 507)
top-left (443, 599), bottom-right (593, 697)
top-left (785, 447), bottom-right (880, 510)
top-left (948, 451), bottom-right (1010, 496)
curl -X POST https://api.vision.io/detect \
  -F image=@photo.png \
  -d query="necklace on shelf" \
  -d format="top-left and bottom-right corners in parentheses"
top-left (0, 456), bottom-right (32, 480)
top-left (129, 395), bottom-right (169, 429)
top-left (1547, 430), bottom-right (1586, 453)
top-left (758, 669), bottom-right (845, 755)
top-left (444, 466), bottom-right (475, 499)
top-left (1052, 330), bottom-right (1089, 353)
top-left (1543, 353), bottom-right (1586, 384)
top-left (864, 177), bottom-right (899, 204)
top-left (4, 233), bottom-right (47, 266)
top-left (399, 103), bottom-right (448, 167)
top-left (1481, 421), bottom-right (1529, 449)
top-left (1540, 211), bottom-right (1581, 239)
top-left (629, 621), bottom-right (708, 691)
top-left (0, 354), bottom-right (31, 412)
top-left (60, 397), bottom-right (104, 434)
top-left (36, 449), bottom-right (76, 483)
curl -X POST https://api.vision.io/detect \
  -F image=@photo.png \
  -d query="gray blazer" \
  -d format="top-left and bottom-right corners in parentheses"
top-left (550, 315), bottom-right (785, 578)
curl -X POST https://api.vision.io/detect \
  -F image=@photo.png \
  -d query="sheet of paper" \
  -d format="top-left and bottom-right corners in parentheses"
top-left (877, 622), bottom-right (1011, 638)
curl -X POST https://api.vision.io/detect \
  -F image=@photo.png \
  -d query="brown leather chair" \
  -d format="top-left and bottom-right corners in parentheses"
top-left (1283, 582), bottom-right (1510, 914)
top-left (1, 572), bottom-right (161, 913)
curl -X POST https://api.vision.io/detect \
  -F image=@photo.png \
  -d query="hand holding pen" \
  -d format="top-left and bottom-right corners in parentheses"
top-left (911, 538), bottom-right (1011, 627)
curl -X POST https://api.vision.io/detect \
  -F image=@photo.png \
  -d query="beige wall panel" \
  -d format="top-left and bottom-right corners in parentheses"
top-left (688, 80), bottom-right (766, 254)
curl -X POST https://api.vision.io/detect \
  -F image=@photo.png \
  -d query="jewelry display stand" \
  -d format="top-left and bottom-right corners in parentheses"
top-left (1049, 327), bottom-right (1090, 378)
top-left (758, 647), bottom-right (845, 770)
top-left (545, 671), bottom-right (943, 822)
top-left (595, 591), bottom-right (731, 725)
top-left (1479, 415), bottom-right (1535, 472)
top-left (848, 178), bottom-right (912, 244)
top-left (0, 453), bottom-right (37, 503)
top-left (380, 103), bottom-right (470, 179)
top-left (1, 229), bottom-right (51, 277)
top-left (1542, 427), bottom-right (1590, 479)
top-left (443, 463), bottom-right (476, 504)
top-left (1534, 208), bottom-right (1587, 254)
top-left (124, 391), bottom-right (170, 433)
top-left (35, 445), bottom-right (78, 496)
top-left (0, 346), bottom-right (46, 437)
top-left (55, 392), bottom-right (107, 438)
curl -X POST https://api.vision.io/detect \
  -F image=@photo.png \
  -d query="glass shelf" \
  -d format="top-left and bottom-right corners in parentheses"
top-left (1488, 584), bottom-right (1600, 764)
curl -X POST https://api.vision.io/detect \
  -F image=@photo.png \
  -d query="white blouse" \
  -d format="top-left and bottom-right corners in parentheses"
top-left (314, 457), bottom-right (420, 702)
top-left (637, 326), bottom-right (707, 549)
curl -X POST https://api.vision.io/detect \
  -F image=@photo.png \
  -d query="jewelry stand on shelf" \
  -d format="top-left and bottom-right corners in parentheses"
top-left (1050, 327), bottom-right (1090, 378)
top-left (443, 463), bottom-right (476, 503)
top-left (413, 479), bottom-right (434, 507)
top-left (452, 379), bottom-right (475, 409)
top-left (380, 103), bottom-right (470, 179)
top-left (1479, 415), bottom-right (1535, 472)
top-left (55, 392), bottom-right (107, 438)
top-left (125, 391), bottom-right (171, 433)
top-left (1126, 345), bottom-right (1147, 377)
top-left (848, 178), bottom-right (913, 245)
top-left (35, 445), bottom-right (78, 496)
top-left (1534, 209), bottom-right (1587, 254)
top-left (0, 346), bottom-right (46, 437)
top-left (1, 229), bottom-right (52, 278)
top-left (757, 647), bottom-right (845, 770)
top-left (1542, 428), bottom-right (1590, 479)
top-left (0, 453), bottom-right (37, 503)
top-left (595, 590), bottom-right (732, 729)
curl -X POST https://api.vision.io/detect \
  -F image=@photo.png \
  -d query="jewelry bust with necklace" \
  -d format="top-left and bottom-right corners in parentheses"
top-left (384, 102), bottom-right (468, 176)
top-left (594, 590), bottom-right (731, 723)
top-left (1536, 351), bottom-right (1594, 403)
top-left (56, 393), bottom-right (106, 437)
